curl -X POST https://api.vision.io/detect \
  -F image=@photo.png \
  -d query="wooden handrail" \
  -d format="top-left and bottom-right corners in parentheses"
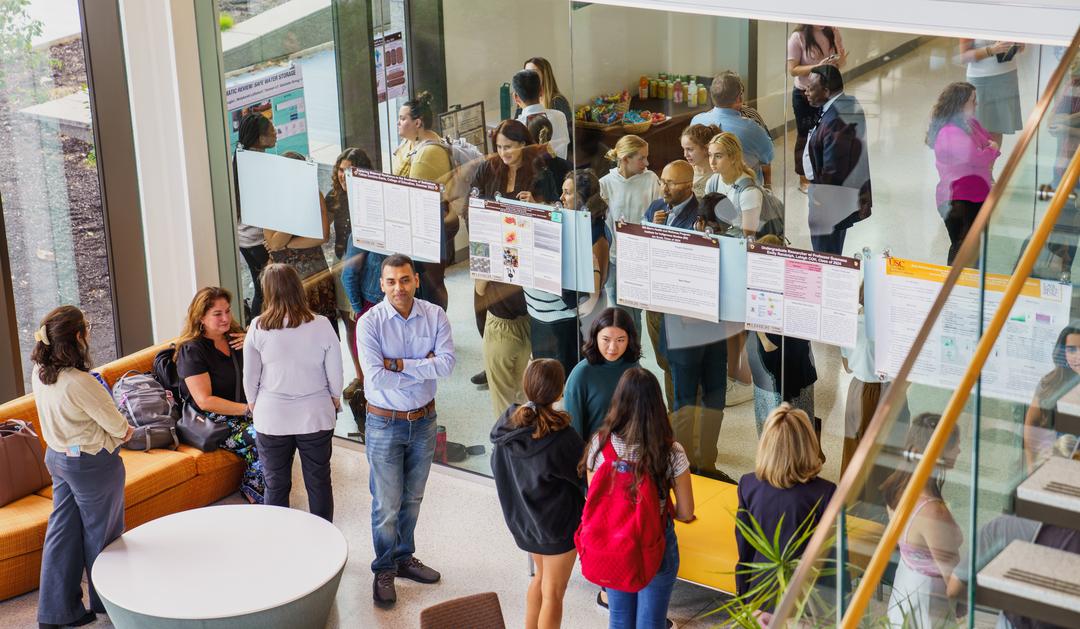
top-left (840, 143), bottom-right (1080, 628)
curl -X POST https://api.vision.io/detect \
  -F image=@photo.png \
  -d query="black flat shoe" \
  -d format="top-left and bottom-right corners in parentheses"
top-left (68, 612), bottom-right (97, 627)
top-left (470, 370), bottom-right (488, 386)
top-left (596, 589), bottom-right (608, 609)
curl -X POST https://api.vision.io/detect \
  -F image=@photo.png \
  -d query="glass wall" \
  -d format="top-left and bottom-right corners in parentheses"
top-left (205, 0), bottom-right (1063, 496)
top-left (0, 0), bottom-right (116, 388)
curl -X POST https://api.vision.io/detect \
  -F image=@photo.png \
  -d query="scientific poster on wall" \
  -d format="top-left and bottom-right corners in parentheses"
top-left (873, 256), bottom-right (1073, 404)
top-left (375, 32), bottom-right (407, 103)
top-left (235, 149), bottom-right (322, 238)
top-left (615, 223), bottom-right (720, 322)
top-left (438, 102), bottom-right (488, 152)
top-left (744, 242), bottom-right (861, 347)
top-left (226, 65), bottom-right (308, 156)
top-left (467, 197), bottom-right (563, 293)
top-left (345, 168), bottom-right (442, 263)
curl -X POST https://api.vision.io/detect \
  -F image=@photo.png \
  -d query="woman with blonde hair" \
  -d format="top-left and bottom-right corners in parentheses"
top-left (706, 132), bottom-right (763, 237)
top-left (599, 134), bottom-right (660, 333)
top-left (522, 57), bottom-right (573, 126)
top-left (735, 403), bottom-right (834, 606)
top-left (680, 123), bottom-right (721, 199)
top-left (175, 286), bottom-right (264, 503)
top-left (491, 359), bottom-right (586, 629)
top-left (244, 263), bottom-right (342, 521)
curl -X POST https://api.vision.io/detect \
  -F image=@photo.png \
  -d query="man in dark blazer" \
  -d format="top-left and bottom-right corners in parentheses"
top-left (804, 64), bottom-right (872, 255)
top-left (644, 160), bottom-right (700, 229)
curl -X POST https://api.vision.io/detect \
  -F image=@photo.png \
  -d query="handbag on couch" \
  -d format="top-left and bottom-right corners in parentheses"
top-left (176, 347), bottom-right (242, 452)
top-left (0, 420), bottom-right (51, 507)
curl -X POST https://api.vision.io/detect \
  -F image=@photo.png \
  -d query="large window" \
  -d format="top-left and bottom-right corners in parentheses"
top-left (0, 0), bottom-right (116, 389)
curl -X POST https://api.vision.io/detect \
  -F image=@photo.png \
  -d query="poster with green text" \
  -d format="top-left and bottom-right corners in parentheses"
top-left (226, 65), bottom-right (309, 157)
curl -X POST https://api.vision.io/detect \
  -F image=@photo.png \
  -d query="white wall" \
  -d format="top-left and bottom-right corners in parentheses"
top-left (119, 0), bottom-right (219, 342)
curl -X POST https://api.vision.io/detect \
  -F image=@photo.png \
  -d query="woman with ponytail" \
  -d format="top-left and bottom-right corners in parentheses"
top-left (491, 358), bottom-right (586, 629)
top-left (32, 306), bottom-right (132, 628)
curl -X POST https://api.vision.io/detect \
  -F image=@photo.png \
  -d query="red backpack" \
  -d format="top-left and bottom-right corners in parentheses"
top-left (574, 438), bottom-right (670, 592)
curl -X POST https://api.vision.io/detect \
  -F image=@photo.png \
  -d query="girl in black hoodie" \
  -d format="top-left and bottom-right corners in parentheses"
top-left (491, 358), bottom-right (587, 629)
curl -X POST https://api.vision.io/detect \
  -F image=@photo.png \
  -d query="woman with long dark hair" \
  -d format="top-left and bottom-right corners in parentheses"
top-left (33, 306), bottom-right (132, 628)
top-left (786, 25), bottom-right (846, 193)
top-left (927, 82), bottom-right (1000, 264)
top-left (579, 368), bottom-right (695, 628)
top-left (327, 146), bottom-right (374, 398)
top-left (233, 112), bottom-right (277, 316)
top-left (1024, 322), bottom-right (1080, 471)
top-left (491, 359), bottom-right (586, 629)
top-left (563, 307), bottom-right (642, 439)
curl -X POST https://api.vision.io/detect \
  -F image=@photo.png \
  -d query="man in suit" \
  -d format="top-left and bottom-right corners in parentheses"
top-left (804, 64), bottom-right (872, 255)
top-left (644, 160), bottom-right (699, 228)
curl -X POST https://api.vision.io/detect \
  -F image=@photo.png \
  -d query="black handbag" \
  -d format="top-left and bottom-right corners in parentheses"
top-left (177, 348), bottom-right (242, 452)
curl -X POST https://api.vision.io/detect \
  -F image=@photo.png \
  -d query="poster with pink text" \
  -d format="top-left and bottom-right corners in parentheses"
top-left (744, 242), bottom-right (861, 347)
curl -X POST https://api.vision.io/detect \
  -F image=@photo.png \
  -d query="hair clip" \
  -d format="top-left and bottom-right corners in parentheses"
top-left (34, 325), bottom-right (50, 346)
top-left (523, 401), bottom-right (537, 410)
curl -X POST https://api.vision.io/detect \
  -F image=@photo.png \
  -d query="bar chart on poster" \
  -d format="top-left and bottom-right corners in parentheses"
top-left (346, 168), bottom-right (442, 263)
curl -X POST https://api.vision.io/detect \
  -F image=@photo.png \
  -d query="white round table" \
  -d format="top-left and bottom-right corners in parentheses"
top-left (92, 505), bottom-right (347, 628)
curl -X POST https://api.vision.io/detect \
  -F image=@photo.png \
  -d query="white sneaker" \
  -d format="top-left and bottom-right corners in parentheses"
top-left (726, 379), bottom-right (753, 407)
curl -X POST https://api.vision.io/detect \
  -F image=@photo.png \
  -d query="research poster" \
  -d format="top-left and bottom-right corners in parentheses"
top-left (467, 197), bottom-right (563, 293)
top-left (346, 168), bottom-right (442, 263)
top-left (438, 102), bottom-right (487, 152)
top-left (226, 65), bottom-right (308, 157)
top-left (873, 256), bottom-right (1073, 404)
top-left (375, 32), bottom-right (407, 103)
top-left (615, 223), bottom-right (720, 322)
top-left (235, 149), bottom-right (322, 238)
top-left (744, 242), bottom-right (861, 347)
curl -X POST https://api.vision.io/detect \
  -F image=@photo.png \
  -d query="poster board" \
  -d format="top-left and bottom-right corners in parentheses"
top-left (745, 242), bottom-right (861, 347)
top-left (345, 168), bottom-right (442, 263)
top-left (226, 65), bottom-right (308, 157)
top-left (873, 255), bottom-right (1072, 403)
top-left (375, 32), bottom-right (407, 103)
top-left (438, 102), bottom-right (487, 152)
top-left (235, 149), bottom-right (322, 238)
top-left (615, 223), bottom-right (720, 322)
top-left (468, 197), bottom-right (564, 293)
top-left (560, 208), bottom-right (595, 293)
top-left (719, 235), bottom-right (748, 323)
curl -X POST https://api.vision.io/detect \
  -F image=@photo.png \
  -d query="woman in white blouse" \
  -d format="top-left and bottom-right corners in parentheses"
top-left (244, 263), bottom-right (343, 521)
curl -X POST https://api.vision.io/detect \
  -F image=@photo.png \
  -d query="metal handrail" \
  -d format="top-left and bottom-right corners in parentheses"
top-left (770, 27), bottom-right (1080, 627)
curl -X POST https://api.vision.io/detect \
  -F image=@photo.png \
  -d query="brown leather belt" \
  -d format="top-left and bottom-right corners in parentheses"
top-left (366, 400), bottom-right (435, 422)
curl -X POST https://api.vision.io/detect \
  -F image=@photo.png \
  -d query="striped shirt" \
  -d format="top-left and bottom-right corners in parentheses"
top-left (524, 287), bottom-right (578, 323)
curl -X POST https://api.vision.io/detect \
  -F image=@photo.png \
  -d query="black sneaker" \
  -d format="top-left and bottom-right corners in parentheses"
top-left (397, 557), bottom-right (441, 583)
top-left (373, 570), bottom-right (397, 607)
top-left (470, 370), bottom-right (488, 386)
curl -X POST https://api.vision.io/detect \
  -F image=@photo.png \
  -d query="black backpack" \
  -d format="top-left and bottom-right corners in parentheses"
top-left (152, 345), bottom-right (182, 403)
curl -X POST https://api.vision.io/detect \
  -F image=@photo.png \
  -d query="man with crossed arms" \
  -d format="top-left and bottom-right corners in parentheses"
top-left (358, 253), bottom-right (456, 607)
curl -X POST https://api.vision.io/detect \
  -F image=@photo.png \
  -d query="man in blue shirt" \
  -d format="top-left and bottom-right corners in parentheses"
top-left (357, 253), bottom-right (456, 607)
top-left (692, 71), bottom-right (775, 186)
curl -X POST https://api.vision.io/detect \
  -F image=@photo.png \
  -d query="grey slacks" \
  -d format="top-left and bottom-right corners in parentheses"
top-left (38, 447), bottom-right (125, 625)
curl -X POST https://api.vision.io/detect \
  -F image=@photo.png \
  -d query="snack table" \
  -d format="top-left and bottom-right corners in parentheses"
top-left (580, 98), bottom-right (710, 175)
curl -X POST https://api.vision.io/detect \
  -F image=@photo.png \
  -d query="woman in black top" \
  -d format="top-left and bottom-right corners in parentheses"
top-left (491, 358), bottom-right (586, 629)
top-left (175, 287), bottom-right (264, 504)
top-left (748, 331), bottom-right (817, 437)
top-left (736, 403), bottom-right (835, 607)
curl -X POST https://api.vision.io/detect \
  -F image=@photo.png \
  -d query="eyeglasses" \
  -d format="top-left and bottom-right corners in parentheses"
top-left (659, 180), bottom-right (693, 188)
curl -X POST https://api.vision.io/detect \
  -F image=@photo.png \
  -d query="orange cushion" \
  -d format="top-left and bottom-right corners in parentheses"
top-left (0, 495), bottom-right (52, 562)
top-left (176, 445), bottom-right (246, 476)
top-left (96, 343), bottom-right (173, 387)
top-left (37, 449), bottom-right (197, 507)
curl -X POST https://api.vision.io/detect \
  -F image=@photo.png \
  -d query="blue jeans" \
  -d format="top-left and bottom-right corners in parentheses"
top-left (607, 523), bottom-right (679, 629)
top-left (667, 339), bottom-right (727, 471)
top-left (365, 411), bottom-right (437, 573)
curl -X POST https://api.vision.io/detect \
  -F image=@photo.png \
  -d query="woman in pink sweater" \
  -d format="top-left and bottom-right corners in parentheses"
top-left (928, 82), bottom-right (1001, 264)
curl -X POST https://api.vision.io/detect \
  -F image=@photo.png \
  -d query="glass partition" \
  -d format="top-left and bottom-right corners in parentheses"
top-left (1, 1), bottom-right (116, 388)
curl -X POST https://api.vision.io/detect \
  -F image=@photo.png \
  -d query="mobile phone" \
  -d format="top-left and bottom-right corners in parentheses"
top-left (997, 44), bottom-right (1019, 63)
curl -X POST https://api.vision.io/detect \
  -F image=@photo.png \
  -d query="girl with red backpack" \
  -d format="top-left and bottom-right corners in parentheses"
top-left (577, 368), bottom-right (696, 629)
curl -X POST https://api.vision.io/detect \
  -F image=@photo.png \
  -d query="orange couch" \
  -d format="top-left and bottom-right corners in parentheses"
top-left (0, 342), bottom-right (245, 601)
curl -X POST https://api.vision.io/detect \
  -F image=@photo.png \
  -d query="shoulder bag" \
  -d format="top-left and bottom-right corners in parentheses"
top-left (0, 420), bottom-right (51, 507)
top-left (177, 348), bottom-right (242, 452)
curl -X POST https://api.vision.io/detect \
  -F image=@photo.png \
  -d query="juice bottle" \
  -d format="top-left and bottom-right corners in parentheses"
top-left (649, 78), bottom-right (658, 98)
top-left (687, 78), bottom-right (698, 107)
top-left (697, 85), bottom-right (708, 108)
top-left (673, 77), bottom-right (684, 104)
top-left (666, 79), bottom-right (674, 100)
top-left (639, 75), bottom-right (649, 100)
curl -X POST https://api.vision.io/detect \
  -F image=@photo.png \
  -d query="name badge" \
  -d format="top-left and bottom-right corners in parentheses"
top-left (66, 445), bottom-right (80, 458)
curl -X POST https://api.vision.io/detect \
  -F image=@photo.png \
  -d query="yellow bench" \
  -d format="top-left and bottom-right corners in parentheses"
top-left (674, 475), bottom-right (884, 594)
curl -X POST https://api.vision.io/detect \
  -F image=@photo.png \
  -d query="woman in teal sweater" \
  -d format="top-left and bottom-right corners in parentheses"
top-left (564, 307), bottom-right (642, 438)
